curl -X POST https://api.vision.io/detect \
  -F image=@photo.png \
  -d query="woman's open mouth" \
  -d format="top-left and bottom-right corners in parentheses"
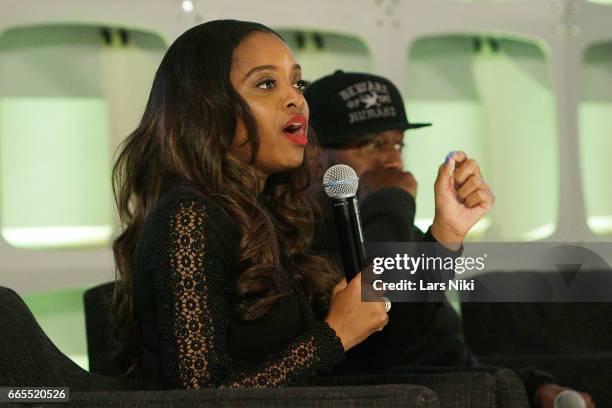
top-left (282, 115), bottom-right (308, 146)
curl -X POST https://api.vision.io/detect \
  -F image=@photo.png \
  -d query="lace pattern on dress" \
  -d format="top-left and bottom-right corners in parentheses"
top-left (154, 194), bottom-right (344, 389)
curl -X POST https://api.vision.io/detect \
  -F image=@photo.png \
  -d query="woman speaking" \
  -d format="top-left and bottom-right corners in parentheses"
top-left (110, 19), bottom-right (388, 389)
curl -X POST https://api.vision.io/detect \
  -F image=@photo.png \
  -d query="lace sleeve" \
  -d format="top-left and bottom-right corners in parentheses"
top-left (153, 197), bottom-right (344, 389)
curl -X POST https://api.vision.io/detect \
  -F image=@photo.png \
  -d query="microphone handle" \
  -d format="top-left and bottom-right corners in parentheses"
top-left (331, 196), bottom-right (366, 280)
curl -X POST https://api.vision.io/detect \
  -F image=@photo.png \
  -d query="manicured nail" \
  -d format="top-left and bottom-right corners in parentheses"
top-left (445, 151), bottom-right (459, 165)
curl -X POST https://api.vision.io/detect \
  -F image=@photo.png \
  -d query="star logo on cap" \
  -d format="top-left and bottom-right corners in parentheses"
top-left (359, 92), bottom-right (381, 109)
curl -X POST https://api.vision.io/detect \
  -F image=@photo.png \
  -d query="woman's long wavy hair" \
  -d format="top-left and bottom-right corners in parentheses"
top-left (111, 20), bottom-right (342, 374)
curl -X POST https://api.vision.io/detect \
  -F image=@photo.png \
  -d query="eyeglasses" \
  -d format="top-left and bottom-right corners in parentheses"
top-left (350, 137), bottom-right (405, 154)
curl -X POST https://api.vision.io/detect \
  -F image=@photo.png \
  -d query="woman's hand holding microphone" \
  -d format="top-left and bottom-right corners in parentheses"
top-left (324, 272), bottom-right (389, 351)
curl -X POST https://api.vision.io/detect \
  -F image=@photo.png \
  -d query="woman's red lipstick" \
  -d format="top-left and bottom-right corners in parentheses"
top-left (282, 115), bottom-right (308, 146)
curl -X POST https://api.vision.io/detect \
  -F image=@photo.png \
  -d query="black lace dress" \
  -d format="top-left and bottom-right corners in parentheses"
top-left (131, 186), bottom-right (345, 389)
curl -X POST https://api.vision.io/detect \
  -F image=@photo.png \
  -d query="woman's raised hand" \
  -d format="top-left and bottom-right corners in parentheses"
top-left (324, 272), bottom-right (389, 351)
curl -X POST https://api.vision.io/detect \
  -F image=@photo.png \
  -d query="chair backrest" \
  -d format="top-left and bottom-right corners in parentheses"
top-left (0, 285), bottom-right (140, 391)
top-left (83, 281), bottom-right (124, 377)
top-left (0, 286), bottom-right (67, 387)
top-left (462, 270), bottom-right (612, 355)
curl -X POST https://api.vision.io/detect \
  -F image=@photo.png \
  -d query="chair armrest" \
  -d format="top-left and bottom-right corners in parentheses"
top-left (66, 384), bottom-right (439, 408)
top-left (479, 353), bottom-right (612, 407)
top-left (312, 368), bottom-right (528, 408)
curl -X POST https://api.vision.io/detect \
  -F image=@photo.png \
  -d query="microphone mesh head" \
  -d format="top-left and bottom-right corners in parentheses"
top-left (322, 164), bottom-right (359, 199)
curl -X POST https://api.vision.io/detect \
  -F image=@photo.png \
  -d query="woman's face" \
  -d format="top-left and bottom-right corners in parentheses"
top-left (229, 31), bottom-right (309, 177)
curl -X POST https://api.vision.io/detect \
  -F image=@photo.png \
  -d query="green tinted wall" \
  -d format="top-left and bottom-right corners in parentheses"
top-left (580, 41), bottom-right (612, 236)
top-left (0, 97), bottom-right (113, 248)
top-left (404, 36), bottom-right (558, 241)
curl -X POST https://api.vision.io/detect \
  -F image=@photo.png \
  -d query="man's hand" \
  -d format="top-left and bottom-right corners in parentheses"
top-left (431, 151), bottom-right (494, 244)
top-left (359, 168), bottom-right (418, 200)
top-left (535, 384), bottom-right (595, 408)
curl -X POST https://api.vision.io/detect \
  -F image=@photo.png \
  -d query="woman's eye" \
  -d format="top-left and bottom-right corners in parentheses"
top-left (295, 79), bottom-right (309, 91)
top-left (256, 79), bottom-right (276, 90)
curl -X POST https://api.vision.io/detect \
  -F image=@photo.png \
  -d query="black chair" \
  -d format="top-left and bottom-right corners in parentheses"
top-left (83, 282), bottom-right (529, 408)
top-left (1, 285), bottom-right (440, 407)
top-left (83, 282), bottom-right (122, 377)
top-left (0, 286), bottom-right (137, 392)
top-left (462, 270), bottom-right (612, 406)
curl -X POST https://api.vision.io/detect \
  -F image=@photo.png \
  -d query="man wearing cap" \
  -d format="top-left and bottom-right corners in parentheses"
top-left (305, 70), bottom-right (485, 247)
top-left (305, 68), bottom-right (490, 370)
top-left (305, 70), bottom-right (593, 408)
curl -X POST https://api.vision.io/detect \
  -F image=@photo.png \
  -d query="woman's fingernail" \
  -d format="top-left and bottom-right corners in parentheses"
top-left (445, 151), bottom-right (458, 165)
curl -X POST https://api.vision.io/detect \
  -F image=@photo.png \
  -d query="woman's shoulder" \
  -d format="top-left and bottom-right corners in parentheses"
top-left (156, 184), bottom-right (212, 209)
top-left (146, 184), bottom-right (239, 245)
top-left (153, 185), bottom-right (221, 220)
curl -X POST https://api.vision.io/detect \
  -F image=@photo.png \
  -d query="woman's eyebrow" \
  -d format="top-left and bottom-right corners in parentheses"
top-left (243, 64), bottom-right (301, 82)
top-left (243, 65), bottom-right (276, 82)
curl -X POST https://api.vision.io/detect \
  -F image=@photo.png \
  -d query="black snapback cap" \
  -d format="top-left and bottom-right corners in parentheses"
top-left (304, 70), bottom-right (431, 148)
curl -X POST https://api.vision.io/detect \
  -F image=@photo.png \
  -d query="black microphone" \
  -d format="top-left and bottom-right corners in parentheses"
top-left (323, 164), bottom-right (366, 280)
